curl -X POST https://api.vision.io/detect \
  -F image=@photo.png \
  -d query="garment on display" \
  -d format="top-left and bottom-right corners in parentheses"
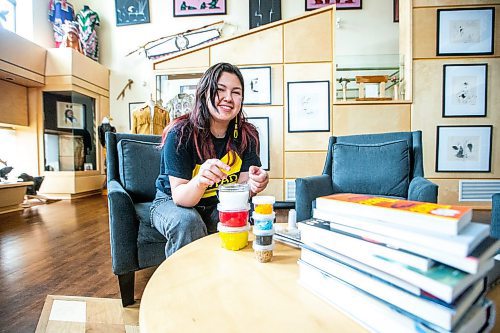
top-left (76, 5), bottom-right (100, 61)
top-left (165, 93), bottom-right (195, 120)
top-left (98, 117), bottom-right (117, 148)
top-left (48, 0), bottom-right (75, 47)
top-left (130, 102), bottom-right (169, 135)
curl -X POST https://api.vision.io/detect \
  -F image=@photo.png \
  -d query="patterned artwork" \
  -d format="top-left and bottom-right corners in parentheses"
top-left (173, 0), bottom-right (226, 17)
top-left (249, 0), bottom-right (281, 29)
top-left (115, 0), bottom-right (150, 26)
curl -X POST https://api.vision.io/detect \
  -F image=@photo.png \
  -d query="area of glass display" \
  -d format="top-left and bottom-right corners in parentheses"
top-left (42, 91), bottom-right (96, 172)
top-left (335, 54), bottom-right (404, 101)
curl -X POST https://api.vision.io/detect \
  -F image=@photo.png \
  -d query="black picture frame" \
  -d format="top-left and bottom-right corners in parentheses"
top-left (249, 0), bottom-right (281, 29)
top-left (287, 80), bottom-right (330, 133)
top-left (436, 7), bottom-right (495, 56)
top-left (115, 0), bottom-right (150, 26)
top-left (442, 63), bottom-right (487, 118)
top-left (239, 66), bottom-right (272, 105)
top-left (247, 117), bottom-right (270, 171)
top-left (436, 125), bottom-right (492, 172)
top-left (129, 102), bottom-right (144, 130)
top-left (393, 0), bottom-right (399, 23)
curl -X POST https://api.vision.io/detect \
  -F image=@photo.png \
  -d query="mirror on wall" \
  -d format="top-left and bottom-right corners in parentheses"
top-left (42, 91), bottom-right (96, 172)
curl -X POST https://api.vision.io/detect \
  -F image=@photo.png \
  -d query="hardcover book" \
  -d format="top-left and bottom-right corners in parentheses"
top-left (315, 193), bottom-right (472, 235)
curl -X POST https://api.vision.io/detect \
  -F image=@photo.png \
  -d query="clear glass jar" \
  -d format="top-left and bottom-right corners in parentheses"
top-left (218, 183), bottom-right (250, 210)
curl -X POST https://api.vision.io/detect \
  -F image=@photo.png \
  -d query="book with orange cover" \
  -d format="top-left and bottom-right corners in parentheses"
top-left (315, 194), bottom-right (472, 236)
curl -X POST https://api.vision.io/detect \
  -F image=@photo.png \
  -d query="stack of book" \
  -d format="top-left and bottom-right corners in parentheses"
top-left (298, 193), bottom-right (499, 333)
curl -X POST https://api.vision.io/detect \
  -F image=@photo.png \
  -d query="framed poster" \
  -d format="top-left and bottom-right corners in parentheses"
top-left (56, 102), bottom-right (84, 129)
top-left (115, 0), bottom-right (150, 26)
top-left (306, 0), bottom-right (361, 11)
top-left (173, 0), bottom-right (226, 17)
top-left (240, 66), bottom-right (272, 105)
top-left (436, 125), bottom-right (492, 172)
top-left (247, 117), bottom-right (270, 170)
top-left (437, 7), bottom-right (495, 56)
top-left (129, 102), bottom-right (144, 130)
top-left (287, 81), bottom-right (330, 133)
top-left (249, 0), bottom-right (281, 29)
top-left (442, 64), bottom-right (487, 117)
top-left (180, 84), bottom-right (197, 96)
top-left (393, 0), bottom-right (399, 23)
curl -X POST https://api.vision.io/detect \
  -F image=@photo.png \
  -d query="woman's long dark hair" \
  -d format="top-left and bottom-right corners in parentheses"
top-left (161, 63), bottom-right (259, 166)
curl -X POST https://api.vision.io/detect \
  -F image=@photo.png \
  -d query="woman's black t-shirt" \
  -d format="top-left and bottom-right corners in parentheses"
top-left (155, 127), bottom-right (261, 206)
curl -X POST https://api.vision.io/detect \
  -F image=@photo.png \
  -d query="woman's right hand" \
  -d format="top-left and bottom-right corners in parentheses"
top-left (196, 159), bottom-right (230, 189)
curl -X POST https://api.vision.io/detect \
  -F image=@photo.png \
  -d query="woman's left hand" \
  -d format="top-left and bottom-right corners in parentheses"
top-left (248, 166), bottom-right (269, 195)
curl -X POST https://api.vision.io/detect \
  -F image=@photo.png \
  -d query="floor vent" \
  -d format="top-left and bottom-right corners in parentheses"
top-left (285, 179), bottom-right (296, 202)
top-left (459, 180), bottom-right (500, 202)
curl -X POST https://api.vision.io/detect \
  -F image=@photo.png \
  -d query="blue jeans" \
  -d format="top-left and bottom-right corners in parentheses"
top-left (150, 190), bottom-right (218, 258)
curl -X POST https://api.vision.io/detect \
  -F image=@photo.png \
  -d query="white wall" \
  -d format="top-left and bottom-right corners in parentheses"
top-left (24, 0), bottom-right (398, 132)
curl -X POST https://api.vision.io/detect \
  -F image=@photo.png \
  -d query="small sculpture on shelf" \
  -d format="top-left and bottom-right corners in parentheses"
top-left (0, 158), bottom-right (13, 182)
top-left (390, 75), bottom-right (401, 101)
top-left (337, 77), bottom-right (353, 102)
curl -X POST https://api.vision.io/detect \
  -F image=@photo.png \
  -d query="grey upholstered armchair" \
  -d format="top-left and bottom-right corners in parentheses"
top-left (295, 131), bottom-right (438, 222)
top-left (106, 132), bottom-right (166, 306)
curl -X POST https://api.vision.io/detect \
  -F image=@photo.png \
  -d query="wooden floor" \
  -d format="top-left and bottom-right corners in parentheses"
top-left (0, 196), bottom-right (494, 332)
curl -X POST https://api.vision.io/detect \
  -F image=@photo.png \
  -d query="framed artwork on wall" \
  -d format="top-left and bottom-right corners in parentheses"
top-left (437, 7), bottom-right (495, 56)
top-left (436, 125), bottom-right (492, 172)
top-left (115, 0), bottom-right (150, 26)
top-left (239, 66), bottom-right (272, 105)
top-left (129, 102), bottom-right (144, 130)
top-left (287, 81), bottom-right (330, 133)
top-left (249, 0), bottom-right (281, 29)
top-left (247, 117), bottom-right (270, 170)
top-left (306, 0), bottom-right (361, 11)
top-left (56, 101), bottom-right (85, 129)
top-left (393, 0), bottom-right (399, 23)
top-left (442, 64), bottom-right (487, 118)
top-left (173, 0), bottom-right (226, 17)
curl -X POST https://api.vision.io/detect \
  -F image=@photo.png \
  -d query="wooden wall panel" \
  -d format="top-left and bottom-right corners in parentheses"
top-left (154, 49), bottom-right (210, 71)
top-left (333, 103), bottom-right (411, 136)
top-left (210, 26), bottom-right (283, 65)
top-left (244, 106), bottom-right (284, 179)
top-left (284, 10), bottom-right (333, 63)
top-left (0, 80), bottom-right (28, 126)
top-left (284, 63), bottom-right (333, 151)
top-left (413, 5), bottom-right (500, 59)
top-left (285, 152), bottom-right (327, 179)
top-left (430, 178), bottom-right (491, 208)
top-left (412, 58), bottom-right (500, 179)
top-left (260, 179), bottom-right (283, 201)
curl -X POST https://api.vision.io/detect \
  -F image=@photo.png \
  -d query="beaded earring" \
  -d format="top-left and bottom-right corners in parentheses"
top-left (233, 116), bottom-right (239, 139)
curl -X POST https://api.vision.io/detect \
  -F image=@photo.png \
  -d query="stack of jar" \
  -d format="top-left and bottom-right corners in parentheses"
top-left (217, 184), bottom-right (251, 251)
top-left (251, 196), bottom-right (276, 263)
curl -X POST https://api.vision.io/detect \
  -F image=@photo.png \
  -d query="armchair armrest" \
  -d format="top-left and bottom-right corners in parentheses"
top-left (408, 177), bottom-right (438, 203)
top-left (295, 175), bottom-right (334, 222)
top-left (107, 179), bottom-right (140, 275)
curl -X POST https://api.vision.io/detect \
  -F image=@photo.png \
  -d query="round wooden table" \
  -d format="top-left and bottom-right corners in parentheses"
top-left (139, 232), bottom-right (368, 332)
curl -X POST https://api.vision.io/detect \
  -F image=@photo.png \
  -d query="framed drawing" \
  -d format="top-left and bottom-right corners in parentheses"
top-left (247, 117), bottom-right (270, 170)
top-left (56, 102), bottom-right (84, 129)
top-left (173, 0), bottom-right (226, 17)
top-left (287, 81), bottom-right (330, 133)
top-left (129, 102), bottom-right (144, 130)
top-left (240, 66), bottom-right (272, 105)
top-left (249, 0), bottom-right (281, 29)
top-left (436, 125), bottom-right (492, 172)
top-left (442, 64), bottom-right (487, 118)
top-left (115, 0), bottom-right (150, 26)
top-left (306, 0), bottom-right (361, 11)
top-left (437, 7), bottom-right (495, 56)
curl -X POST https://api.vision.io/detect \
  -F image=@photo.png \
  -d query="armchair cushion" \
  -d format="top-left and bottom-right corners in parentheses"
top-left (332, 139), bottom-right (410, 198)
top-left (118, 139), bottom-right (161, 202)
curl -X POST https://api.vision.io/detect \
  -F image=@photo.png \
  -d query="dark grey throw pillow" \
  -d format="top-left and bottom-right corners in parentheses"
top-left (117, 139), bottom-right (161, 202)
top-left (332, 139), bottom-right (410, 198)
